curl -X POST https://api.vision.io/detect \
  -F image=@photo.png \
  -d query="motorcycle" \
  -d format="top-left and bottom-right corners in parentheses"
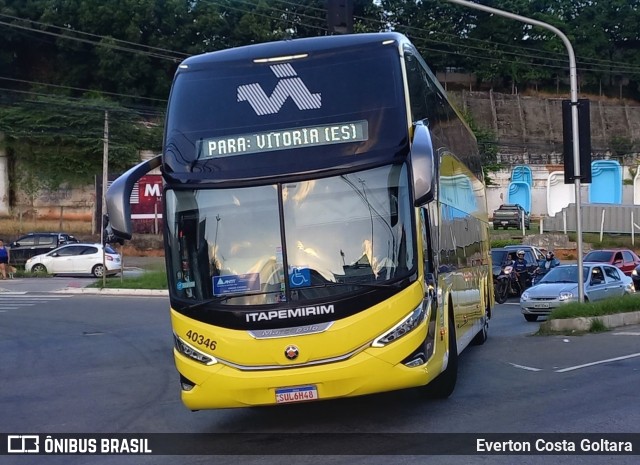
top-left (531, 259), bottom-right (560, 285)
top-left (494, 264), bottom-right (530, 303)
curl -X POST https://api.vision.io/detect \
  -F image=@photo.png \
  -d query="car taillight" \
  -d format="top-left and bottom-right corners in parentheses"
top-left (106, 255), bottom-right (113, 261)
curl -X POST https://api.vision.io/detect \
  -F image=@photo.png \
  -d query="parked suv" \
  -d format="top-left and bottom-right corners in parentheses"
top-left (492, 204), bottom-right (530, 230)
top-left (8, 232), bottom-right (79, 267)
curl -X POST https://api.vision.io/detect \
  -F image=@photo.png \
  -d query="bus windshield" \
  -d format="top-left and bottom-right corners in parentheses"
top-left (165, 163), bottom-right (415, 306)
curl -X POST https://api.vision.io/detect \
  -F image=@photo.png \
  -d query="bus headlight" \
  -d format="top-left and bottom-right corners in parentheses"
top-left (371, 304), bottom-right (426, 348)
top-left (174, 334), bottom-right (217, 366)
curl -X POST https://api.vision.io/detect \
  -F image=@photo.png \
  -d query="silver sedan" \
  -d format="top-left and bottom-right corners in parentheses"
top-left (519, 263), bottom-right (635, 322)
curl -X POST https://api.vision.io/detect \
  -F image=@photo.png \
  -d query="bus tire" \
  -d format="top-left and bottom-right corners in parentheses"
top-left (425, 303), bottom-right (458, 398)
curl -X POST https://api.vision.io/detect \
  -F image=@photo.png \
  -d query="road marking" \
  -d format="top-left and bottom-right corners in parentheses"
top-left (613, 332), bottom-right (640, 336)
top-left (555, 352), bottom-right (640, 373)
top-left (0, 294), bottom-right (74, 312)
top-left (503, 302), bottom-right (520, 306)
top-left (509, 363), bottom-right (542, 372)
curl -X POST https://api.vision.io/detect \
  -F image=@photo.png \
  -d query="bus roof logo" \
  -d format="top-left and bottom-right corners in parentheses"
top-left (237, 63), bottom-right (321, 116)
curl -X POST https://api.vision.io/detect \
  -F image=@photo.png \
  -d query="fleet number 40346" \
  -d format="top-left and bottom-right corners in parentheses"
top-left (185, 330), bottom-right (217, 350)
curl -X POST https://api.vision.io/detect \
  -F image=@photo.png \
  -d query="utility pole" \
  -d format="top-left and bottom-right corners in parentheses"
top-left (102, 110), bottom-right (109, 288)
top-left (327, 0), bottom-right (353, 34)
top-left (445, 0), bottom-right (586, 302)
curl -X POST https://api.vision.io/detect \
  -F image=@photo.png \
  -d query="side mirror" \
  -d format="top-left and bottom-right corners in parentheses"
top-left (425, 272), bottom-right (436, 299)
top-left (410, 121), bottom-right (435, 206)
top-left (107, 155), bottom-right (162, 240)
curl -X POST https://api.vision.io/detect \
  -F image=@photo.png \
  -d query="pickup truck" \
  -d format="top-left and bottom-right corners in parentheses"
top-left (492, 204), bottom-right (530, 230)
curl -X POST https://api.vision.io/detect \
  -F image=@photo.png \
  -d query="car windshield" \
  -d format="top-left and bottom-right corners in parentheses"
top-left (165, 163), bottom-right (416, 306)
top-left (540, 266), bottom-right (589, 284)
top-left (491, 250), bottom-right (510, 265)
top-left (584, 251), bottom-right (613, 262)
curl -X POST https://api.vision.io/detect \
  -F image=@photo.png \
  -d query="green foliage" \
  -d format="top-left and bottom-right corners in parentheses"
top-left (459, 109), bottom-right (500, 185)
top-left (589, 318), bottom-right (607, 333)
top-left (92, 270), bottom-right (168, 289)
top-left (549, 294), bottom-right (640, 320)
top-left (568, 232), bottom-right (640, 250)
top-left (0, 95), bottom-right (162, 187)
top-left (490, 238), bottom-right (522, 248)
top-left (609, 135), bottom-right (635, 160)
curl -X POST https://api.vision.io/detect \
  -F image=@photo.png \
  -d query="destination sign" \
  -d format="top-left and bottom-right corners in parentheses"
top-left (199, 120), bottom-right (368, 158)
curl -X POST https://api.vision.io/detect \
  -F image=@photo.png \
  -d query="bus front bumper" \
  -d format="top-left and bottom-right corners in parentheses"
top-left (175, 329), bottom-right (443, 410)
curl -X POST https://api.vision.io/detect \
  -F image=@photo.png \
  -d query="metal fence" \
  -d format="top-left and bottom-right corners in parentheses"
top-left (543, 203), bottom-right (640, 242)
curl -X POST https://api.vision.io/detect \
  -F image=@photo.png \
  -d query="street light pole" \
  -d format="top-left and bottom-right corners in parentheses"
top-left (102, 110), bottom-right (109, 288)
top-left (445, 0), bottom-right (585, 302)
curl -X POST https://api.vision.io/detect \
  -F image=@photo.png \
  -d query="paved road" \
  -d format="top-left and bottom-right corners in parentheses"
top-left (0, 295), bottom-right (638, 465)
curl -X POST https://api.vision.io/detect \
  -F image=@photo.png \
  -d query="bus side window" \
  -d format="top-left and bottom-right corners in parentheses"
top-left (404, 50), bottom-right (440, 124)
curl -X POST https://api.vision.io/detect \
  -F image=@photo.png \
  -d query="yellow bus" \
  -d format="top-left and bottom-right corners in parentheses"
top-left (107, 32), bottom-right (492, 410)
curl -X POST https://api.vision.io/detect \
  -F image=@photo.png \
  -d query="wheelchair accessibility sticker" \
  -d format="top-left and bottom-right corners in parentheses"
top-left (213, 273), bottom-right (260, 295)
top-left (289, 267), bottom-right (310, 288)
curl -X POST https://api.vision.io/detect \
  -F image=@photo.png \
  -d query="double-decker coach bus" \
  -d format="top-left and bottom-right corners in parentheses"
top-left (107, 32), bottom-right (492, 410)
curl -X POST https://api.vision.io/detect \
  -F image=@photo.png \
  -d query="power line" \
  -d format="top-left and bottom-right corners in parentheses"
top-left (0, 88), bottom-right (166, 117)
top-left (0, 12), bottom-right (189, 59)
top-left (0, 18), bottom-right (183, 62)
top-left (0, 76), bottom-right (168, 104)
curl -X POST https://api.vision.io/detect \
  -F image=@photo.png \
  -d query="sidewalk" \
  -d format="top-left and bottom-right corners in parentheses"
top-left (0, 266), bottom-right (167, 297)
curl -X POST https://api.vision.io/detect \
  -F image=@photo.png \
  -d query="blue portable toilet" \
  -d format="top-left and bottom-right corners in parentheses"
top-left (511, 165), bottom-right (533, 188)
top-left (589, 160), bottom-right (622, 204)
top-left (507, 181), bottom-right (531, 214)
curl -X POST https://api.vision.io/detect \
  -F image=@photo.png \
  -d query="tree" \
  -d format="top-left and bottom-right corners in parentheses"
top-left (0, 95), bottom-right (159, 187)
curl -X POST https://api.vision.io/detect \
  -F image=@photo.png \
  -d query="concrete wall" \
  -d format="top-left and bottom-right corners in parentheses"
top-left (449, 90), bottom-right (640, 165)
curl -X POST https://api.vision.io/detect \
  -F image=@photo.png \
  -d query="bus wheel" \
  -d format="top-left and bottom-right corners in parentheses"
top-left (425, 307), bottom-right (458, 398)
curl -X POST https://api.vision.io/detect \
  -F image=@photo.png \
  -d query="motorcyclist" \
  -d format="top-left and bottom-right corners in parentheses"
top-left (513, 250), bottom-right (530, 291)
top-left (534, 250), bottom-right (560, 283)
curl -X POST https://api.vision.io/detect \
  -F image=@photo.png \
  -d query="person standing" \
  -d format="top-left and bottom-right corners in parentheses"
top-left (0, 240), bottom-right (10, 279)
top-left (513, 250), bottom-right (530, 291)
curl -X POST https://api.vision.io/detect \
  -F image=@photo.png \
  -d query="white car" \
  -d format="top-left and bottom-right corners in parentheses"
top-left (25, 243), bottom-right (121, 277)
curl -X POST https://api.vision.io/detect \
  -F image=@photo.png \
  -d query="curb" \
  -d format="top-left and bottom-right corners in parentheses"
top-left (542, 310), bottom-right (640, 332)
top-left (54, 288), bottom-right (168, 296)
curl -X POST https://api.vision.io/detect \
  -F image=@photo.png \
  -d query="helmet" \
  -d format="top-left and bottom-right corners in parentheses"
top-left (517, 250), bottom-right (525, 257)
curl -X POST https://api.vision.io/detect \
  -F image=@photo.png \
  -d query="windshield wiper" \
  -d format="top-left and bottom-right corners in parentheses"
top-left (181, 280), bottom-right (404, 311)
top-left (182, 290), bottom-right (281, 311)
top-left (308, 281), bottom-right (397, 290)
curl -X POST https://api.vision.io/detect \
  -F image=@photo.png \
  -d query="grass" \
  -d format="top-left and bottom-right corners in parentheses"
top-left (589, 318), bottom-right (607, 333)
top-left (567, 232), bottom-right (639, 250)
top-left (91, 270), bottom-right (168, 290)
top-left (548, 294), bottom-right (640, 320)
